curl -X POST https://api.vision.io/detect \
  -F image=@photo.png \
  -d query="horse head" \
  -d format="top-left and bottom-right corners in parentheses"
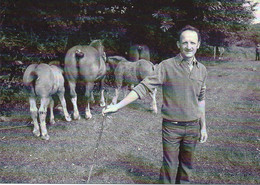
top-left (89, 39), bottom-right (106, 62)
top-left (90, 40), bottom-right (104, 54)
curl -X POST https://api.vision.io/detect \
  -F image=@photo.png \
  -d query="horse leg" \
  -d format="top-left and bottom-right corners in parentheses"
top-left (122, 85), bottom-right (129, 98)
top-left (39, 97), bottom-right (50, 140)
top-left (49, 97), bottom-right (56, 124)
top-left (99, 78), bottom-right (106, 107)
top-left (149, 88), bottom-right (158, 114)
top-left (29, 97), bottom-right (40, 137)
top-left (112, 74), bottom-right (123, 105)
top-left (100, 89), bottom-right (106, 107)
top-left (111, 88), bottom-right (120, 105)
top-left (68, 81), bottom-right (80, 120)
top-left (91, 91), bottom-right (95, 103)
top-left (130, 84), bottom-right (135, 90)
top-left (58, 92), bottom-right (72, 122)
top-left (85, 82), bottom-right (95, 119)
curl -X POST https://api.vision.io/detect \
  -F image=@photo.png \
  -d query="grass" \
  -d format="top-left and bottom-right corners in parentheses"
top-left (1, 50), bottom-right (260, 183)
top-left (192, 57), bottom-right (260, 184)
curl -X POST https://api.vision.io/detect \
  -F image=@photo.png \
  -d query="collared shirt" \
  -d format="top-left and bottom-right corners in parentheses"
top-left (256, 46), bottom-right (260, 53)
top-left (133, 54), bottom-right (207, 122)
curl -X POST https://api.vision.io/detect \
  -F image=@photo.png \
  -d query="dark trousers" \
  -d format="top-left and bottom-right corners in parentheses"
top-left (159, 119), bottom-right (200, 184)
top-left (256, 52), bottom-right (260, 61)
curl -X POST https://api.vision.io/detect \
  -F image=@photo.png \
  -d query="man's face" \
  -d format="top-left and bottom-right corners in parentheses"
top-left (177, 30), bottom-right (200, 60)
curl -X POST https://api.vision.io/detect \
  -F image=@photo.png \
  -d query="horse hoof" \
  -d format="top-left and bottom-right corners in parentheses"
top-left (65, 116), bottom-right (72, 122)
top-left (152, 108), bottom-right (158, 114)
top-left (100, 102), bottom-right (106, 107)
top-left (50, 120), bottom-right (56, 125)
top-left (33, 129), bottom-right (40, 137)
top-left (73, 113), bottom-right (81, 120)
top-left (73, 116), bottom-right (81, 120)
top-left (85, 114), bottom-right (92, 120)
top-left (41, 134), bottom-right (50, 140)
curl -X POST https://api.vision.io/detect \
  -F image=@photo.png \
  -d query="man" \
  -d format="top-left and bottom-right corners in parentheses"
top-left (256, 44), bottom-right (260, 61)
top-left (103, 25), bottom-right (208, 184)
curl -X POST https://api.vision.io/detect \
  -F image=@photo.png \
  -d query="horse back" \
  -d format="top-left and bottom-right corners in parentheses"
top-left (136, 59), bottom-right (154, 81)
top-left (64, 45), bottom-right (82, 81)
top-left (23, 63), bottom-right (61, 97)
top-left (114, 61), bottom-right (141, 86)
top-left (23, 64), bottom-right (38, 85)
top-left (79, 46), bottom-right (106, 81)
top-left (65, 45), bottom-right (106, 82)
top-left (49, 65), bottom-right (65, 93)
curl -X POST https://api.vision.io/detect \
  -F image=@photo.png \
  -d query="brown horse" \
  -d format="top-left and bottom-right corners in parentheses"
top-left (129, 44), bottom-right (150, 62)
top-left (107, 56), bottom-right (158, 113)
top-left (64, 40), bottom-right (106, 120)
top-left (23, 62), bottom-right (71, 140)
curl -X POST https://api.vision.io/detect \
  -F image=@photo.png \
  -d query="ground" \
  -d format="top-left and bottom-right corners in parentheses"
top-left (0, 58), bottom-right (260, 184)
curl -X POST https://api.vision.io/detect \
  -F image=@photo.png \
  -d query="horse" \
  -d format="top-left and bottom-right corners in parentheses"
top-left (107, 56), bottom-right (158, 113)
top-left (64, 40), bottom-right (107, 120)
top-left (23, 62), bottom-right (72, 140)
top-left (106, 56), bottom-right (130, 94)
top-left (129, 44), bottom-right (150, 62)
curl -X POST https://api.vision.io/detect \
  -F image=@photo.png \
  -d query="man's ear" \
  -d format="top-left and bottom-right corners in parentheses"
top-left (177, 41), bottom-right (180, 49)
top-left (197, 41), bottom-right (201, 49)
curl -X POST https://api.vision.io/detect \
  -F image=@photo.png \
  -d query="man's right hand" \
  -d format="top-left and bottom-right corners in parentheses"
top-left (102, 104), bottom-right (119, 116)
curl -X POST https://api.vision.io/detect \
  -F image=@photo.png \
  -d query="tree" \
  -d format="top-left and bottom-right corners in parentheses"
top-left (0, 0), bottom-right (257, 64)
top-left (152, 0), bottom-right (256, 47)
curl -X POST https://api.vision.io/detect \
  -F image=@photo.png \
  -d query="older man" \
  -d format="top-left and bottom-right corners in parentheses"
top-left (103, 25), bottom-right (208, 184)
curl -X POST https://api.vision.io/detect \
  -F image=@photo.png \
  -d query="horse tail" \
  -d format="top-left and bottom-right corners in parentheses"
top-left (23, 64), bottom-right (38, 96)
top-left (64, 46), bottom-right (82, 81)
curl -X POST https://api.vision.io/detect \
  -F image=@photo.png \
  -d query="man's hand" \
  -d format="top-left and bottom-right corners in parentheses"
top-left (199, 128), bottom-right (208, 143)
top-left (102, 104), bottom-right (119, 116)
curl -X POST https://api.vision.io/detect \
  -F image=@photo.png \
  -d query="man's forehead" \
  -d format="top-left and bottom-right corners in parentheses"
top-left (180, 30), bottom-right (199, 41)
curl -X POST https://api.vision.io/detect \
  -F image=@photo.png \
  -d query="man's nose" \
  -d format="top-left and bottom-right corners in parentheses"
top-left (187, 43), bottom-right (192, 50)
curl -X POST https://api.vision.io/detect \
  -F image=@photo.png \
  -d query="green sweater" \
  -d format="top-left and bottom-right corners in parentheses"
top-left (133, 54), bottom-right (207, 122)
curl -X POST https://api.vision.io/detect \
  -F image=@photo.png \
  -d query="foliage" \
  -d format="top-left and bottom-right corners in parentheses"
top-left (151, 0), bottom-right (257, 46)
top-left (0, 64), bottom-right (26, 116)
top-left (1, 0), bottom-right (257, 64)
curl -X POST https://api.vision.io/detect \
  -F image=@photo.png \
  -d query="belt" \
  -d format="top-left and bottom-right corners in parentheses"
top-left (163, 118), bottom-right (200, 125)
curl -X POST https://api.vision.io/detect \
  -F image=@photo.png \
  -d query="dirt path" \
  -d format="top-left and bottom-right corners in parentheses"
top-left (0, 59), bottom-right (260, 184)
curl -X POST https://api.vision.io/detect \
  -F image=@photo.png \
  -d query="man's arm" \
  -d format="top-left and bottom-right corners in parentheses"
top-left (198, 99), bottom-right (208, 143)
top-left (102, 90), bottom-right (139, 115)
top-left (103, 62), bottom-right (165, 115)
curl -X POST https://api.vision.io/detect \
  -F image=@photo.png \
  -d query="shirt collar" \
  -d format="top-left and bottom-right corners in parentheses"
top-left (176, 53), bottom-right (199, 68)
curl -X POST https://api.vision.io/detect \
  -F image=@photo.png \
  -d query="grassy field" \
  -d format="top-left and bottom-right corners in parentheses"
top-left (0, 51), bottom-right (260, 184)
